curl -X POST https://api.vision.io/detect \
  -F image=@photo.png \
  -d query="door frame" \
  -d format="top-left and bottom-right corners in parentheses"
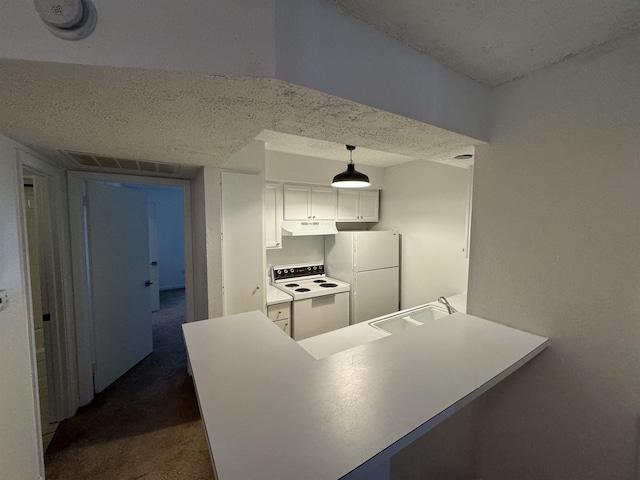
top-left (68, 171), bottom-right (194, 406)
top-left (18, 150), bottom-right (79, 423)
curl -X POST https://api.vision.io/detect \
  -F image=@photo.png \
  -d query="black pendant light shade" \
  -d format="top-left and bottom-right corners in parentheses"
top-left (331, 145), bottom-right (371, 188)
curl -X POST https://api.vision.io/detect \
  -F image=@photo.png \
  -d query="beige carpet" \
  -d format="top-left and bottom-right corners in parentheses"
top-left (45, 289), bottom-right (215, 479)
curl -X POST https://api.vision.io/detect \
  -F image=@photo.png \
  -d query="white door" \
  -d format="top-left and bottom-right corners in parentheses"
top-left (221, 172), bottom-right (264, 315)
top-left (355, 231), bottom-right (399, 271)
top-left (352, 267), bottom-right (400, 324)
top-left (86, 181), bottom-right (153, 393)
top-left (148, 201), bottom-right (160, 311)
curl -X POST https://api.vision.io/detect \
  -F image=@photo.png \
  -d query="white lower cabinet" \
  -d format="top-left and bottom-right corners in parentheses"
top-left (292, 292), bottom-right (349, 341)
top-left (267, 302), bottom-right (291, 336)
top-left (273, 319), bottom-right (291, 335)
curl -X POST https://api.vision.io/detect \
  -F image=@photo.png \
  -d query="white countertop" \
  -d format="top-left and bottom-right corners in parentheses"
top-left (298, 295), bottom-right (467, 360)
top-left (266, 283), bottom-right (292, 305)
top-left (297, 320), bottom-right (389, 359)
top-left (183, 310), bottom-right (548, 480)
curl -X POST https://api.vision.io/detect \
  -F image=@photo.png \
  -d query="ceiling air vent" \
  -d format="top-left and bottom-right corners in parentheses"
top-left (63, 151), bottom-right (181, 175)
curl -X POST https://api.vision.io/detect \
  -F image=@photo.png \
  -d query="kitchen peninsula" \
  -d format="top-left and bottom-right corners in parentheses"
top-left (183, 310), bottom-right (548, 480)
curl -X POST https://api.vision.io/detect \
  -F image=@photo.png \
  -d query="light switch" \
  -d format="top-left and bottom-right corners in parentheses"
top-left (0, 290), bottom-right (8, 312)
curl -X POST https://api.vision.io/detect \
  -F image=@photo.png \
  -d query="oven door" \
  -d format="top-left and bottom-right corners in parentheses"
top-left (292, 292), bottom-right (349, 341)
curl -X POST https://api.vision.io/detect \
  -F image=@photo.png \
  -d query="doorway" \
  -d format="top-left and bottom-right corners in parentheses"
top-left (18, 151), bottom-right (81, 462)
top-left (23, 174), bottom-right (59, 452)
top-left (67, 172), bottom-right (194, 406)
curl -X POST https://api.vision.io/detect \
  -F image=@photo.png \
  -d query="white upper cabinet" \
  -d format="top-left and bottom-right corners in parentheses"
top-left (358, 190), bottom-right (379, 221)
top-left (336, 190), bottom-right (359, 221)
top-left (310, 186), bottom-right (337, 219)
top-left (283, 184), bottom-right (310, 220)
top-left (283, 184), bottom-right (336, 220)
top-left (264, 182), bottom-right (282, 249)
top-left (337, 189), bottom-right (379, 222)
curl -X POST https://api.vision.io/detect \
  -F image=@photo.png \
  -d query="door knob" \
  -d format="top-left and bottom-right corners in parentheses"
top-left (145, 280), bottom-right (153, 287)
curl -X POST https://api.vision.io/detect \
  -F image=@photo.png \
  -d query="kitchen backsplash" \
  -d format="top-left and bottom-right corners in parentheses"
top-left (266, 236), bottom-right (324, 275)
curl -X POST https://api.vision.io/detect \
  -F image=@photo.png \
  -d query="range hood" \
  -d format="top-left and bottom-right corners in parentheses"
top-left (282, 220), bottom-right (338, 236)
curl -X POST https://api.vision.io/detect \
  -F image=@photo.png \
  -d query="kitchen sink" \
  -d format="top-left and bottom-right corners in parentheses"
top-left (298, 302), bottom-right (454, 359)
top-left (369, 304), bottom-right (450, 334)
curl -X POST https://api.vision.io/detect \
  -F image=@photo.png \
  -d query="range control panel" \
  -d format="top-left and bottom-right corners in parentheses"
top-left (272, 264), bottom-right (325, 282)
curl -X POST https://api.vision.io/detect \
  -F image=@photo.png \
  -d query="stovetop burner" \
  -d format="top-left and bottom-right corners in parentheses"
top-left (271, 263), bottom-right (350, 300)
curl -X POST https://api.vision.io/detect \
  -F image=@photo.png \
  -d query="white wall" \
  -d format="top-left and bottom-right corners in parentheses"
top-left (266, 236), bottom-right (325, 274)
top-left (265, 150), bottom-right (384, 188)
top-left (469, 35), bottom-right (640, 479)
top-left (0, 135), bottom-right (43, 478)
top-left (0, 0), bottom-right (276, 78)
top-left (275, 0), bottom-right (490, 141)
top-left (203, 167), bottom-right (224, 319)
top-left (377, 160), bottom-right (471, 308)
top-left (0, 0), bottom-right (489, 144)
top-left (224, 140), bottom-right (267, 173)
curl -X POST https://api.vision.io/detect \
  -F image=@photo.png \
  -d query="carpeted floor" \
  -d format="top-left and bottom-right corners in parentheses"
top-left (45, 289), bottom-right (215, 479)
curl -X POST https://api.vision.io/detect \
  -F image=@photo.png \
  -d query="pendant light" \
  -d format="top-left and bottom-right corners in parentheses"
top-left (331, 145), bottom-right (371, 188)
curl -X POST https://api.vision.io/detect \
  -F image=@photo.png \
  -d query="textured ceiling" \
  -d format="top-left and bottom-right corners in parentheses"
top-left (4, 3), bottom-right (637, 171)
top-left (327, 0), bottom-right (640, 86)
top-left (256, 130), bottom-right (476, 168)
top-left (0, 60), bottom-right (480, 173)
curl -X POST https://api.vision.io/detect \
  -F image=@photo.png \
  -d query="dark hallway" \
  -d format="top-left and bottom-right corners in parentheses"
top-left (45, 289), bottom-right (214, 479)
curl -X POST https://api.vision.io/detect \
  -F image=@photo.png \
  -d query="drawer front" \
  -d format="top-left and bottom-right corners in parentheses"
top-left (267, 302), bottom-right (291, 321)
top-left (273, 319), bottom-right (291, 336)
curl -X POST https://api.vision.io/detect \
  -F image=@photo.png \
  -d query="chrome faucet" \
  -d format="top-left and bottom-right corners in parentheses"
top-left (438, 296), bottom-right (458, 314)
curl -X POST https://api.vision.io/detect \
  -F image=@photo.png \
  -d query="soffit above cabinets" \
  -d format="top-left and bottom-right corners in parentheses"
top-left (257, 130), bottom-right (475, 168)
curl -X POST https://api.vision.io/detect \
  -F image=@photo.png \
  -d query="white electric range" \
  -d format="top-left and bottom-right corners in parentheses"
top-left (271, 263), bottom-right (350, 341)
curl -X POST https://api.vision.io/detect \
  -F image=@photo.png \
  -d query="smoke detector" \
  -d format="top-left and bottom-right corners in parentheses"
top-left (34, 0), bottom-right (97, 40)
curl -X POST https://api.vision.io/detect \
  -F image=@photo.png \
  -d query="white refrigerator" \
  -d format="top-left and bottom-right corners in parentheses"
top-left (325, 231), bottom-right (400, 324)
